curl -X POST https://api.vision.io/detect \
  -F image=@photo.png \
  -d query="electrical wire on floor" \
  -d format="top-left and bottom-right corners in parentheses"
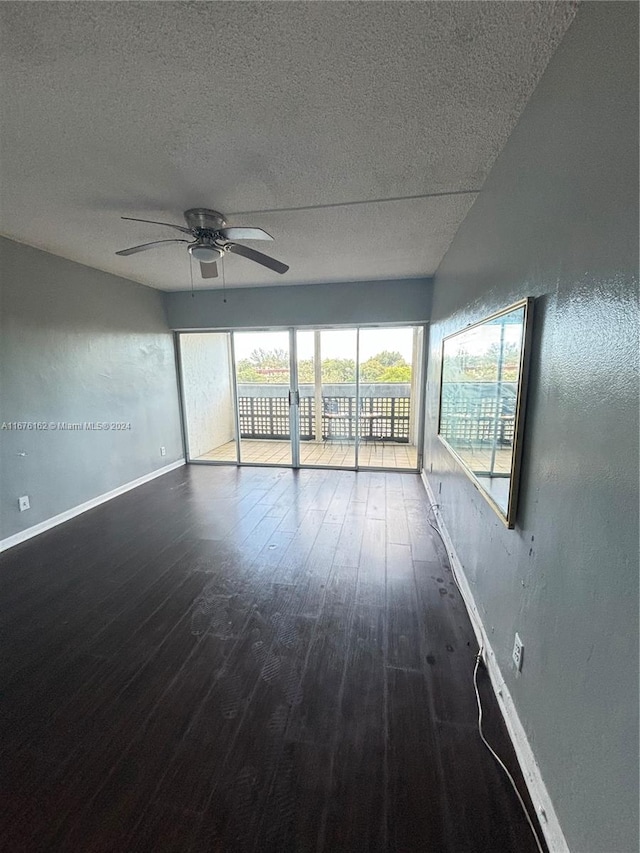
top-left (427, 503), bottom-right (546, 853)
top-left (426, 503), bottom-right (484, 639)
top-left (473, 652), bottom-right (545, 853)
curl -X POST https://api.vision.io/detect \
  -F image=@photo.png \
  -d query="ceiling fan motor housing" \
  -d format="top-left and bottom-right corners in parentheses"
top-left (184, 208), bottom-right (227, 231)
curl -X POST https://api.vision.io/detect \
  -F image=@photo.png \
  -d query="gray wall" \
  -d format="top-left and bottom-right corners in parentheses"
top-left (164, 277), bottom-right (431, 330)
top-left (423, 4), bottom-right (638, 852)
top-left (0, 237), bottom-right (184, 541)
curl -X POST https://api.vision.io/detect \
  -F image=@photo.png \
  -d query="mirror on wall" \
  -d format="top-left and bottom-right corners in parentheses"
top-left (438, 298), bottom-right (533, 528)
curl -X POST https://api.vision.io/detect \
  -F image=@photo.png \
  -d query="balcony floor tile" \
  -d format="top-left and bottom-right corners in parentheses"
top-left (196, 439), bottom-right (418, 470)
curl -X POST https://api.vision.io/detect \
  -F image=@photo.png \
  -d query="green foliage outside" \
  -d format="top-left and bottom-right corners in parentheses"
top-left (377, 364), bottom-right (412, 382)
top-left (236, 348), bottom-right (412, 384)
top-left (444, 342), bottom-right (521, 383)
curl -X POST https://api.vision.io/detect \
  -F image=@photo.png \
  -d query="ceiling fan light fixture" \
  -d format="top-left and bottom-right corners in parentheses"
top-left (189, 243), bottom-right (223, 263)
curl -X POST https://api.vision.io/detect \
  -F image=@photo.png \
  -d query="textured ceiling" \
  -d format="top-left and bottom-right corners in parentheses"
top-left (0, 1), bottom-right (577, 291)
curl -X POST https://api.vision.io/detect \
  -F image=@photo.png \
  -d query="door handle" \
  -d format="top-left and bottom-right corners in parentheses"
top-left (288, 390), bottom-right (299, 406)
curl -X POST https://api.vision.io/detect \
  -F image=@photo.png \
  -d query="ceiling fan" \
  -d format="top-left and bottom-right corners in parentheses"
top-left (115, 208), bottom-right (289, 279)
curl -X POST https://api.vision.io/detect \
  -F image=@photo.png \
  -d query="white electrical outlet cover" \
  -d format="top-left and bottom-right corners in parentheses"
top-left (18, 496), bottom-right (30, 511)
top-left (512, 632), bottom-right (524, 671)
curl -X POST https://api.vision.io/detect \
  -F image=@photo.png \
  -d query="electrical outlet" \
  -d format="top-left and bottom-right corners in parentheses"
top-left (18, 495), bottom-right (30, 512)
top-left (512, 633), bottom-right (524, 672)
top-left (160, 446), bottom-right (166, 457)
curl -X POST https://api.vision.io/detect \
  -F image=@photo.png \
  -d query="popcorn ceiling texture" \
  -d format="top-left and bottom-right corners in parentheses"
top-left (0, 1), bottom-right (577, 290)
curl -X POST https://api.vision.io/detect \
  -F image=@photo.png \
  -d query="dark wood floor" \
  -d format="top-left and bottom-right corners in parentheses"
top-left (1, 465), bottom-right (545, 853)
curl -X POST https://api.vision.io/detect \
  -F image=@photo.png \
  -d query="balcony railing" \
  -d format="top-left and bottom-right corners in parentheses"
top-left (439, 382), bottom-right (517, 447)
top-left (238, 395), bottom-right (411, 442)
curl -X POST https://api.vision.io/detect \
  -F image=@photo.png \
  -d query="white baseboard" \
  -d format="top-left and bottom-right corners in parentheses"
top-left (421, 470), bottom-right (570, 853)
top-left (0, 459), bottom-right (185, 553)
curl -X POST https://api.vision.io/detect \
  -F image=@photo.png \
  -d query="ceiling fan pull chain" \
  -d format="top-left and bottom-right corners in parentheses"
top-left (221, 255), bottom-right (227, 303)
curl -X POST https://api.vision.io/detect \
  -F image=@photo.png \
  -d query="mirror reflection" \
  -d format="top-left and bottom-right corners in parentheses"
top-left (438, 301), bottom-right (531, 526)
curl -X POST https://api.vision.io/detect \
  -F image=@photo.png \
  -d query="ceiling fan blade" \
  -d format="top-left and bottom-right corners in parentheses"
top-left (121, 216), bottom-right (192, 234)
top-left (218, 227), bottom-right (273, 241)
top-left (200, 261), bottom-right (218, 279)
top-left (227, 243), bottom-right (289, 274)
top-left (115, 239), bottom-right (190, 256)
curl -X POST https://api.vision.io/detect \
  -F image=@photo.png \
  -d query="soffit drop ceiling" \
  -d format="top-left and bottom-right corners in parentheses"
top-left (0, 1), bottom-right (576, 291)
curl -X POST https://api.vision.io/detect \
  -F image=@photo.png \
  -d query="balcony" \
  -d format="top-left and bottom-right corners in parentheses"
top-left (196, 382), bottom-right (419, 469)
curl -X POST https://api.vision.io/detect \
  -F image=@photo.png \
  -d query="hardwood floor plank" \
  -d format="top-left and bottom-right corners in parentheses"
top-left (195, 613), bottom-right (317, 852)
top-left (251, 739), bottom-right (333, 853)
top-left (385, 480), bottom-right (411, 545)
top-left (324, 474), bottom-right (354, 525)
top-left (3, 539), bottom-right (201, 752)
top-left (413, 559), bottom-right (479, 725)
top-left (2, 523), bottom-right (190, 674)
top-left (272, 508), bottom-right (328, 584)
top-left (2, 495), bottom-right (192, 627)
top-left (284, 599), bottom-right (354, 745)
top-left (127, 803), bottom-right (207, 853)
top-left (303, 521), bottom-right (341, 582)
top-left (323, 605), bottom-right (387, 853)
top-left (0, 467), bottom-right (546, 853)
top-left (141, 607), bottom-right (270, 816)
top-left (365, 472), bottom-right (387, 520)
top-left (8, 613), bottom-right (203, 850)
top-left (386, 542), bottom-right (422, 670)
top-left (356, 516), bottom-right (386, 607)
top-left (386, 666), bottom-right (449, 852)
top-left (333, 511), bottom-right (365, 569)
top-left (57, 631), bottom-right (232, 852)
top-left (405, 498), bottom-right (440, 562)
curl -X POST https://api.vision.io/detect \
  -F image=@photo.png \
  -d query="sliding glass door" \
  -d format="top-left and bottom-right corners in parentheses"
top-left (357, 326), bottom-right (422, 470)
top-left (180, 332), bottom-right (238, 463)
top-left (233, 330), bottom-right (293, 466)
top-left (295, 329), bottom-right (358, 469)
top-left (179, 325), bottom-right (424, 471)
